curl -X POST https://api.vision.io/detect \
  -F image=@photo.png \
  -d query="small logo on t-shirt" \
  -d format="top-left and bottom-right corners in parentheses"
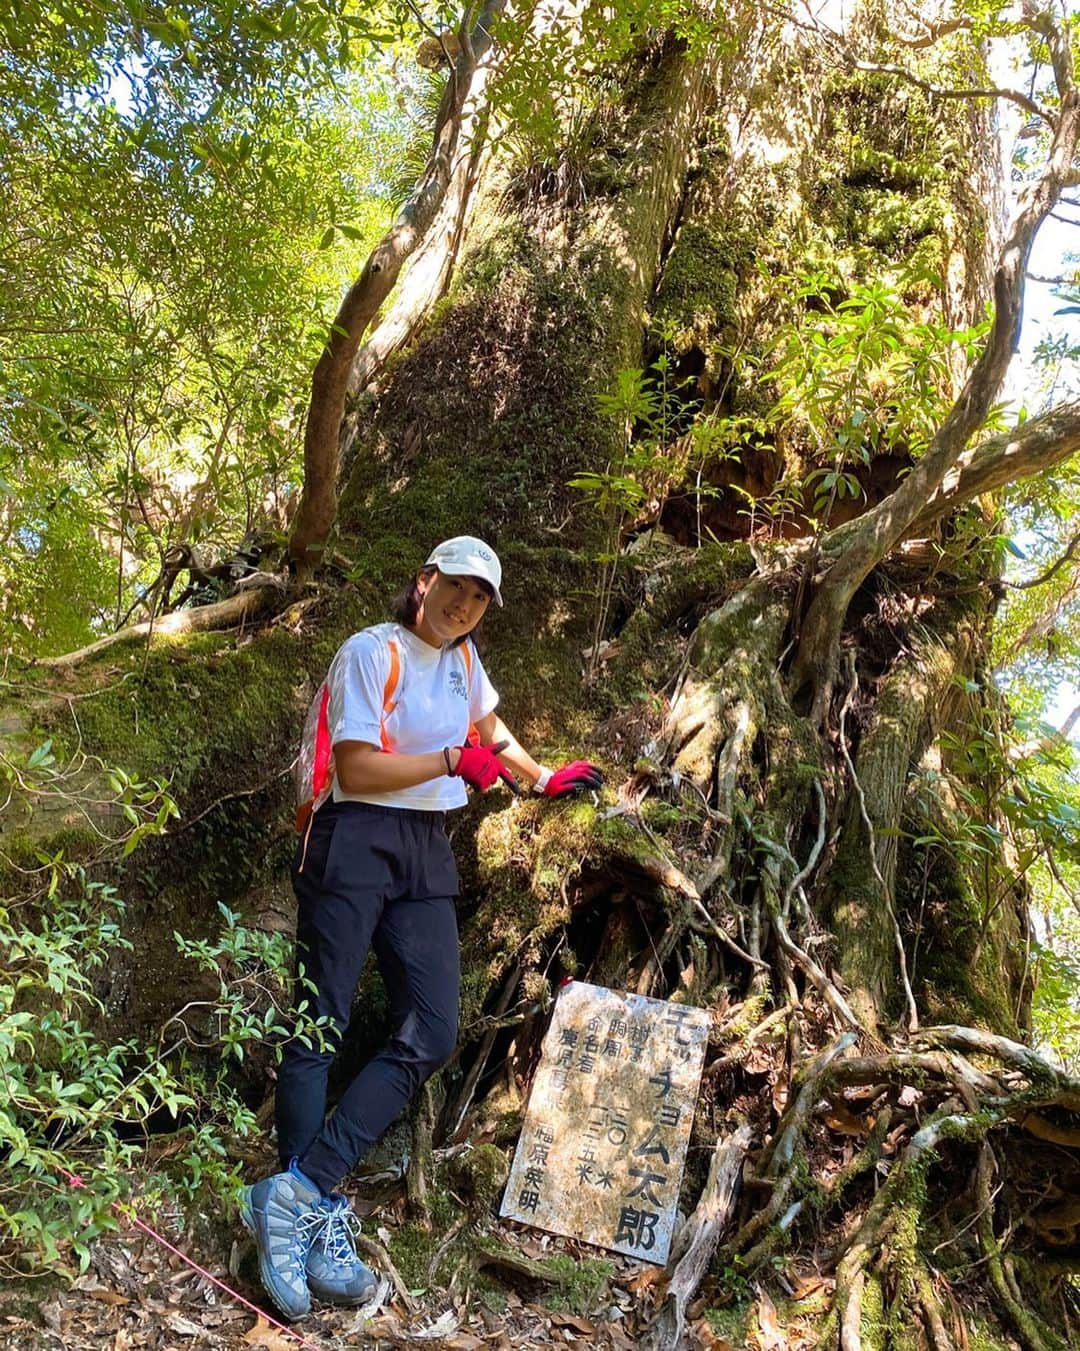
top-left (449, 670), bottom-right (467, 699)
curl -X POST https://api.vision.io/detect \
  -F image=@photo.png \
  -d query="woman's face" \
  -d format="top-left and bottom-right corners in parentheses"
top-left (414, 569), bottom-right (491, 646)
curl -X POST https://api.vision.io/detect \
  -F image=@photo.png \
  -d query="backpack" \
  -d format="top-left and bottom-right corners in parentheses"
top-left (294, 635), bottom-right (478, 836)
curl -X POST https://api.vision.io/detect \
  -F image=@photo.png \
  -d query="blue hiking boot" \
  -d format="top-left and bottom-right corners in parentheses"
top-left (306, 1195), bottom-right (378, 1307)
top-left (238, 1166), bottom-right (325, 1320)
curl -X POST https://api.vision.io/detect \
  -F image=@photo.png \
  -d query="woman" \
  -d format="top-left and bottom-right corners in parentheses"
top-left (240, 536), bottom-right (602, 1320)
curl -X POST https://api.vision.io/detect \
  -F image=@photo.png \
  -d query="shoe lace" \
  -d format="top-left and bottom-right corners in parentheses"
top-left (290, 1208), bottom-right (328, 1275)
top-left (317, 1201), bottom-right (362, 1269)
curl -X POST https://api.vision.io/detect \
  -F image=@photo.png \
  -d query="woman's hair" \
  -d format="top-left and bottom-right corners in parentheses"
top-left (391, 566), bottom-right (493, 647)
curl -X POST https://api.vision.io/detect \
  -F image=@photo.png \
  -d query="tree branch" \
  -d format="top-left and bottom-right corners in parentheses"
top-left (34, 586), bottom-right (280, 670)
top-left (344, 87), bottom-right (490, 403)
top-left (849, 59), bottom-right (1052, 127)
top-left (906, 401), bottom-right (1080, 534)
top-left (286, 0), bottom-right (506, 577)
top-left (1003, 529), bottom-right (1080, 591)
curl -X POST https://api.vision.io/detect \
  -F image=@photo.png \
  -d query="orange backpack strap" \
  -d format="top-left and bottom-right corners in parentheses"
top-left (379, 638), bottom-right (401, 751)
top-left (461, 641), bottom-right (480, 747)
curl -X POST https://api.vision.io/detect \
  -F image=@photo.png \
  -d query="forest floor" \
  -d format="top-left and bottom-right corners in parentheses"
top-left (0, 1191), bottom-right (780, 1351)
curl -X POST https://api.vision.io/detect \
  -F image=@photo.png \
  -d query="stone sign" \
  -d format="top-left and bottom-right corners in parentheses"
top-left (499, 979), bottom-right (711, 1265)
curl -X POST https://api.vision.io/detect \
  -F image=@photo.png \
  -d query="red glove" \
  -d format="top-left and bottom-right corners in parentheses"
top-left (451, 740), bottom-right (520, 794)
top-left (541, 761), bottom-right (604, 797)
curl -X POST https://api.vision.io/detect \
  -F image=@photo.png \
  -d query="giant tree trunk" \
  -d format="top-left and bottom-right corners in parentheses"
top-left (8, 5), bottom-right (1080, 1348)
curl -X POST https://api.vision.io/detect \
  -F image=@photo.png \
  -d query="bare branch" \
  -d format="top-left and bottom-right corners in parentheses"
top-left (1003, 529), bottom-right (1080, 591)
top-left (850, 59), bottom-right (1052, 127)
top-left (891, 16), bottom-right (972, 50)
top-left (1000, 567), bottom-right (1080, 664)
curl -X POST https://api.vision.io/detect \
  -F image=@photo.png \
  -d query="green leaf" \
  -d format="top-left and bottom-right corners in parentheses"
top-left (27, 740), bottom-right (54, 770)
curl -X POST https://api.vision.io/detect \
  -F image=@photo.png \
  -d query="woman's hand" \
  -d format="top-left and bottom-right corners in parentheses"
top-left (452, 740), bottom-right (520, 793)
top-left (539, 761), bottom-right (604, 797)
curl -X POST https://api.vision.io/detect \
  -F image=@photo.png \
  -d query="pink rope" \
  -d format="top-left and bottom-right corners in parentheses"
top-left (57, 1167), bottom-right (325, 1351)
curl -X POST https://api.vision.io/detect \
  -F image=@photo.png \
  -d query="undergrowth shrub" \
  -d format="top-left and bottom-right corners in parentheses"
top-left (0, 865), bottom-right (325, 1273)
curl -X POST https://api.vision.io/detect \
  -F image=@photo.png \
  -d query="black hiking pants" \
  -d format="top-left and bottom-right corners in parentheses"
top-left (275, 801), bottom-right (460, 1194)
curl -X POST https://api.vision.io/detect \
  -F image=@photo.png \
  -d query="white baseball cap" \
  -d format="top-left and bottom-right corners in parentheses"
top-left (425, 536), bottom-right (503, 606)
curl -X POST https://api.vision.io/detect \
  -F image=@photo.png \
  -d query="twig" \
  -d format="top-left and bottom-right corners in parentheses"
top-left (167, 767), bottom-right (292, 834)
top-left (1002, 528), bottom-right (1080, 590)
top-left (691, 894), bottom-right (771, 970)
top-left (353, 1232), bottom-right (418, 1314)
top-left (848, 59), bottom-right (1052, 126)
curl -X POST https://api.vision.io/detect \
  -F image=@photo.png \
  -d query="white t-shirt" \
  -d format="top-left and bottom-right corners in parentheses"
top-left (327, 622), bottom-right (499, 812)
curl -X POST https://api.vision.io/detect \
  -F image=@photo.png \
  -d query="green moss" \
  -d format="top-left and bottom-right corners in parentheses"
top-left (340, 223), bottom-right (633, 559)
top-left (705, 1299), bottom-right (752, 1345)
top-left (541, 1253), bottom-right (614, 1316)
top-left (966, 1315), bottom-right (1016, 1351)
top-left (641, 798), bottom-right (684, 832)
top-left (444, 1144), bottom-right (509, 1219)
top-left (599, 541), bottom-right (756, 711)
top-left (458, 800), bottom-right (653, 1028)
top-left (473, 1240), bottom-right (613, 1316)
top-left (859, 1271), bottom-right (887, 1351)
top-left (718, 991), bottom-right (770, 1039)
top-left (806, 66), bottom-right (990, 284)
top-left (0, 826), bottom-right (102, 884)
top-left (43, 624), bottom-right (332, 810)
top-left (387, 1220), bottom-right (443, 1290)
top-left (653, 222), bottom-right (752, 348)
top-left (471, 1269), bottom-right (510, 1314)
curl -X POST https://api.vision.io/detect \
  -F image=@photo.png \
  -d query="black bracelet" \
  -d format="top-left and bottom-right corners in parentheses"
top-left (443, 746), bottom-right (454, 776)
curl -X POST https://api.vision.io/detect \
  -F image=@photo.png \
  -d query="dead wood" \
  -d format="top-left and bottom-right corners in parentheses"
top-left (34, 586), bottom-right (280, 670)
top-left (646, 1123), bottom-right (752, 1351)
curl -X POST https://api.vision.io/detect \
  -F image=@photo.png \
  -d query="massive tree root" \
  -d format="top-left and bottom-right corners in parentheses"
top-left (459, 549), bottom-right (1080, 1349)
